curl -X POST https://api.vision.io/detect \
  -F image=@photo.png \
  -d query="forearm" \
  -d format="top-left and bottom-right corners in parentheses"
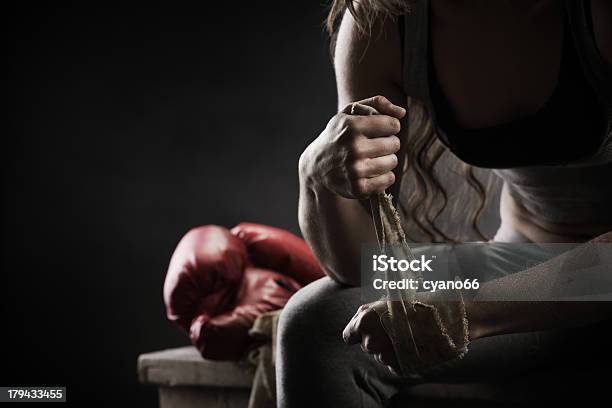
top-left (298, 152), bottom-right (377, 286)
top-left (467, 301), bottom-right (612, 340)
top-left (467, 231), bottom-right (612, 340)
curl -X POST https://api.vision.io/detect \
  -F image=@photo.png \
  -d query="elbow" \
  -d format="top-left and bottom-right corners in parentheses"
top-left (298, 214), bottom-right (361, 287)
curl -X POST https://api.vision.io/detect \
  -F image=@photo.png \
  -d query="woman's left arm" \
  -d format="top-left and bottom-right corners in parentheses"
top-left (344, 231), bottom-right (612, 374)
top-left (468, 230), bottom-right (612, 340)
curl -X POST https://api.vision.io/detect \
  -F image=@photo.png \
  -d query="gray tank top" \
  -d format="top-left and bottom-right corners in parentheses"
top-left (398, 0), bottom-right (612, 237)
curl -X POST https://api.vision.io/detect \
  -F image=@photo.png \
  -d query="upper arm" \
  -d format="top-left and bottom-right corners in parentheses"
top-left (333, 11), bottom-right (407, 111)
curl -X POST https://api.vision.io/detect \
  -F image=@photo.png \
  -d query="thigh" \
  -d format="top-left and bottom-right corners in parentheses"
top-left (277, 277), bottom-right (407, 407)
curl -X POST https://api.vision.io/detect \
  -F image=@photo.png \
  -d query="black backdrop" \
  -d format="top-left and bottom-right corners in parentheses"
top-left (4, 2), bottom-right (335, 405)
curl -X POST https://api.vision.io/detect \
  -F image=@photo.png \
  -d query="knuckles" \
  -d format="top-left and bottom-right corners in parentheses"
top-left (331, 113), bottom-right (401, 141)
top-left (348, 178), bottom-right (369, 198)
top-left (371, 95), bottom-right (386, 105)
top-left (355, 158), bottom-right (373, 176)
top-left (330, 114), bottom-right (359, 137)
top-left (357, 303), bottom-right (372, 313)
top-left (371, 95), bottom-right (392, 111)
top-left (347, 138), bottom-right (364, 159)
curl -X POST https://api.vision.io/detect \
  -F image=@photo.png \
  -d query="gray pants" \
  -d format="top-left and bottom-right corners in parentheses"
top-left (276, 277), bottom-right (611, 407)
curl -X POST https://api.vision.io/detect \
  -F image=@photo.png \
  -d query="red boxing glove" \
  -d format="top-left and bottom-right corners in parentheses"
top-left (164, 225), bottom-right (302, 360)
top-left (164, 225), bottom-right (248, 333)
top-left (190, 266), bottom-right (300, 360)
top-left (231, 223), bottom-right (325, 285)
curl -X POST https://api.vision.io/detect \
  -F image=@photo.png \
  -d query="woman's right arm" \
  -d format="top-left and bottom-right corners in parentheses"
top-left (298, 11), bottom-right (408, 286)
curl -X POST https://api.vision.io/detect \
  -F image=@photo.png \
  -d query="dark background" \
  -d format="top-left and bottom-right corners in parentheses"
top-left (4, 2), bottom-right (336, 406)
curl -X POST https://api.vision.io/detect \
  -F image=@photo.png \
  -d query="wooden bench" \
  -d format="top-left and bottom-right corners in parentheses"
top-left (138, 347), bottom-right (254, 408)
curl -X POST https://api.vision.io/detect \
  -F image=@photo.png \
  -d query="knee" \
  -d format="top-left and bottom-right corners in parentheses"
top-left (276, 278), bottom-right (398, 407)
top-left (277, 277), bottom-right (357, 353)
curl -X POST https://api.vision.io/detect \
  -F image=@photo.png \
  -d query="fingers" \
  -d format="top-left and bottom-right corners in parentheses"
top-left (378, 350), bottom-right (395, 366)
top-left (342, 314), bottom-right (362, 345)
top-left (356, 172), bottom-right (396, 196)
top-left (340, 171), bottom-right (395, 199)
top-left (320, 96), bottom-right (403, 199)
top-left (342, 303), bottom-right (402, 374)
top-left (350, 155), bottom-right (398, 178)
top-left (353, 136), bottom-right (401, 159)
top-left (363, 333), bottom-right (401, 374)
top-left (344, 95), bottom-right (406, 120)
top-left (338, 96), bottom-right (403, 138)
top-left (350, 103), bottom-right (379, 116)
top-left (351, 114), bottom-right (402, 138)
top-left (342, 303), bottom-right (373, 344)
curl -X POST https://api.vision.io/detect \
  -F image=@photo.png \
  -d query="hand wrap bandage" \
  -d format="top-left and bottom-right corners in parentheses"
top-left (351, 102), bottom-right (470, 377)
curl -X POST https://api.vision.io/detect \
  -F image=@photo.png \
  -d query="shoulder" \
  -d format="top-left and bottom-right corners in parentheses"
top-left (333, 10), bottom-right (405, 109)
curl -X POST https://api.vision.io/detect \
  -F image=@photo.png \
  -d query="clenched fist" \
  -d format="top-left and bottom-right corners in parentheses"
top-left (299, 95), bottom-right (405, 199)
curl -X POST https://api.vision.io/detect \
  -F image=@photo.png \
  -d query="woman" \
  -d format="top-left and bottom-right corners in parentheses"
top-left (278, 0), bottom-right (612, 406)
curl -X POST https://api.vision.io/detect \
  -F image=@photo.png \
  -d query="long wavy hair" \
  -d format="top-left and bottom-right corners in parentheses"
top-left (327, 0), bottom-right (494, 243)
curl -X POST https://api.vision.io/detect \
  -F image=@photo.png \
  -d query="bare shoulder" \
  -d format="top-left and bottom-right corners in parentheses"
top-left (333, 10), bottom-right (405, 110)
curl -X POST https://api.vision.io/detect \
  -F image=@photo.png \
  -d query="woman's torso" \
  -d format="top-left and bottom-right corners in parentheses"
top-left (406, 0), bottom-right (612, 242)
